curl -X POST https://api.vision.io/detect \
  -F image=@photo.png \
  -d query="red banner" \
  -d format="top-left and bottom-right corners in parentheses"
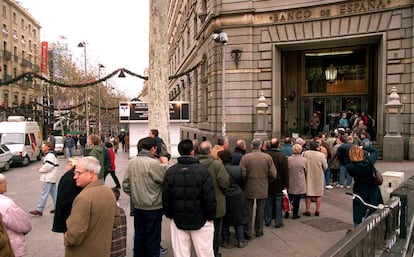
top-left (41, 41), bottom-right (48, 73)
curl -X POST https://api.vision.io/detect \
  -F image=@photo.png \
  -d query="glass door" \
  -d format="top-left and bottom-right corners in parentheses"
top-left (299, 96), bottom-right (367, 136)
top-left (325, 98), bottom-right (342, 132)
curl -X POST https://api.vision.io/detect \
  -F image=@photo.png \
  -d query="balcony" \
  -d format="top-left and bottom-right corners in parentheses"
top-left (3, 50), bottom-right (11, 60)
top-left (13, 55), bottom-right (18, 62)
top-left (21, 58), bottom-right (32, 68)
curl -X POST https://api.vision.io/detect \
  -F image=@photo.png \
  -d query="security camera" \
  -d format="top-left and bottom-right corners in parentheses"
top-left (213, 32), bottom-right (228, 44)
top-left (213, 33), bottom-right (221, 42)
top-left (219, 32), bottom-right (228, 43)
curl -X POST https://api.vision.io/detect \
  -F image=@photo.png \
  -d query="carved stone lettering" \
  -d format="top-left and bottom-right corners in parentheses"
top-left (272, 0), bottom-right (389, 23)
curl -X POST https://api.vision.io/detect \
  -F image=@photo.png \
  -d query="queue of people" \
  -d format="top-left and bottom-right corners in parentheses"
top-left (0, 126), bottom-right (383, 257)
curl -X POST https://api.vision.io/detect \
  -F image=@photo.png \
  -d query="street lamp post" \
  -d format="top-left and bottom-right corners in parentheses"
top-left (77, 42), bottom-right (89, 141)
top-left (213, 30), bottom-right (228, 138)
top-left (98, 64), bottom-right (105, 137)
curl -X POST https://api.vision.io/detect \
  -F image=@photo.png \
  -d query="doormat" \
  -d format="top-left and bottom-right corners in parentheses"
top-left (301, 217), bottom-right (352, 232)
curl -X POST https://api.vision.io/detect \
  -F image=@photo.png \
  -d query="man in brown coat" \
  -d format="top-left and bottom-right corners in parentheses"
top-left (64, 156), bottom-right (119, 257)
top-left (240, 138), bottom-right (277, 239)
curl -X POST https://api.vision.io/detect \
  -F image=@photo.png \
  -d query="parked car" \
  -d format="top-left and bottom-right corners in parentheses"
top-left (0, 144), bottom-right (13, 171)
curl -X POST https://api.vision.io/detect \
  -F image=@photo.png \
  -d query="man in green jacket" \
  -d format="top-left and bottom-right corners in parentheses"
top-left (87, 134), bottom-right (105, 179)
top-left (198, 140), bottom-right (230, 257)
top-left (122, 137), bottom-right (168, 257)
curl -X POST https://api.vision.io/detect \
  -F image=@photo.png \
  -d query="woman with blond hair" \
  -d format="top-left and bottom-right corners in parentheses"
top-left (346, 145), bottom-right (383, 227)
top-left (287, 144), bottom-right (307, 219)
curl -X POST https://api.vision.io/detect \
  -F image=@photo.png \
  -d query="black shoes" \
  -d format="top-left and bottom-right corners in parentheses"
top-left (275, 223), bottom-right (284, 228)
top-left (29, 210), bottom-right (43, 216)
top-left (255, 232), bottom-right (263, 238)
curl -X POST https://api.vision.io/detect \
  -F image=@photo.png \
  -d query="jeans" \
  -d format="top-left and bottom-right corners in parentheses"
top-left (325, 166), bottom-right (331, 186)
top-left (339, 165), bottom-right (352, 186)
top-left (133, 208), bottom-right (163, 257)
top-left (289, 194), bottom-right (302, 217)
top-left (264, 192), bottom-right (283, 226)
top-left (65, 147), bottom-right (73, 158)
top-left (36, 182), bottom-right (57, 211)
top-left (222, 224), bottom-right (244, 242)
top-left (331, 169), bottom-right (339, 183)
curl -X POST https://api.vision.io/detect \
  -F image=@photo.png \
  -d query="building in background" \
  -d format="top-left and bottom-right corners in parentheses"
top-left (160, 0), bottom-right (414, 158)
top-left (1, 0), bottom-right (41, 121)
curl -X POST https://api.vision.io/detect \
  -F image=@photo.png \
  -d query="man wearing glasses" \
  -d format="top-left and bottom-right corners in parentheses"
top-left (64, 156), bottom-right (119, 257)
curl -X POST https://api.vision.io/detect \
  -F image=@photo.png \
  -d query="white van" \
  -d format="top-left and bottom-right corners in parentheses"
top-left (0, 116), bottom-right (43, 166)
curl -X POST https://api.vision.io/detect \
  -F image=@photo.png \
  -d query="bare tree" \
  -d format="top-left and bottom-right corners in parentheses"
top-left (148, 0), bottom-right (170, 147)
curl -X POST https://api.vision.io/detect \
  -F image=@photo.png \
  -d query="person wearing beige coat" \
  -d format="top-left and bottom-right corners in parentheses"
top-left (240, 138), bottom-right (277, 239)
top-left (302, 141), bottom-right (328, 217)
top-left (64, 156), bottom-right (119, 257)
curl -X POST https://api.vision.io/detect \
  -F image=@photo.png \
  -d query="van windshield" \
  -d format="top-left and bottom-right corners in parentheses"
top-left (0, 133), bottom-right (24, 144)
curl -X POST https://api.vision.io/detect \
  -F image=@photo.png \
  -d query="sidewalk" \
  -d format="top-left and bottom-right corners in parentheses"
top-left (20, 152), bottom-right (414, 257)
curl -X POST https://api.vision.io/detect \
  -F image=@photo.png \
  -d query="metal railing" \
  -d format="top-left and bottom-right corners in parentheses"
top-left (320, 196), bottom-right (401, 257)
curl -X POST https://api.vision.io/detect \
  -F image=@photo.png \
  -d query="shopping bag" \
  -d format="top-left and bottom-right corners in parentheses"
top-left (282, 190), bottom-right (291, 212)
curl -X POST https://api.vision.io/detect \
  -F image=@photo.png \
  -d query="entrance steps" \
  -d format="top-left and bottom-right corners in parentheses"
top-left (371, 141), bottom-right (383, 160)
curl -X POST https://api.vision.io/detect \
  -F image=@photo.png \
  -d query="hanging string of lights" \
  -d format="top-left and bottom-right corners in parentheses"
top-left (0, 59), bottom-right (205, 87)
top-left (1, 101), bottom-right (120, 112)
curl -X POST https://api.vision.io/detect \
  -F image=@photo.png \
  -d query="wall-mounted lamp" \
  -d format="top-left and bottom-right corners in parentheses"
top-left (231, 49), bottom-right (242, 69)
top-left (325, 64), bottom-right (337, 83)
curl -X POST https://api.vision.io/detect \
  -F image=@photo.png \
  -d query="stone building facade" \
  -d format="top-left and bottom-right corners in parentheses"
top-left (166, 0), bottom-right (413, 157)
top-left (0, 0), bottom-right (41, 120)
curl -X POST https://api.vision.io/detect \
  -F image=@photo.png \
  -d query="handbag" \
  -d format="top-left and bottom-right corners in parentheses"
top-left (282, 190), bottom-right (291, 212)
top-left (372, 166), bottom-right (383, 186)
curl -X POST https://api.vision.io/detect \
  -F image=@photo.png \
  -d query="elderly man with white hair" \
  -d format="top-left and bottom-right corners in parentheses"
top-left (0, 173), bottom-right (32, 257)
top-left (64, 156), bottom-right (119, 257)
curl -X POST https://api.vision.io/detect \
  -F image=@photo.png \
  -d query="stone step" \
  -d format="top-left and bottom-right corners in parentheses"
top-left (371, 141), bottom-right (383, 160)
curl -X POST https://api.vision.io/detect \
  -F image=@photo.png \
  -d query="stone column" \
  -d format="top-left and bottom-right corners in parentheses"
top-left (383, 86), bottom-right (403, 161)
top-left (253, 92), bottom-right (269, 140)
top-left (148, 0), bottom-right (170, 147)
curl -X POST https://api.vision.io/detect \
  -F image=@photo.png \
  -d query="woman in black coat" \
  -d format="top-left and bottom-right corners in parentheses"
top-left (52, 158), bottom-right (83, 233)
top-left (218, 150), bottom-right (249, 249)
top-left (346, 145), bottom-right (383, 227)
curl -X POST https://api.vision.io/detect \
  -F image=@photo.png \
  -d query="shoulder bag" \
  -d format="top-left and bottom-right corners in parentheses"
top-left (372, 166), bottom-right (383, 186)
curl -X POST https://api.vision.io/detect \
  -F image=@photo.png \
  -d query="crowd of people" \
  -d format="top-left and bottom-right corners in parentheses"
top-left (0, 125), bottom-right (383, 257)
top-left (121, 128), bottom-right (382, 257)
top-left (310, 110), bottom-right (375, 141)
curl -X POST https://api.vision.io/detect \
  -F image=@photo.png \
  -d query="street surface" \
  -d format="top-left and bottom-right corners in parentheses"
top-left (3, 151), bottom-right (414, 257)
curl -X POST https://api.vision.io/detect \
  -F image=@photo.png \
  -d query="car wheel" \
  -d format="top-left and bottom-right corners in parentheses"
top-left (22, 156), bottom-right (30, 166)
top-left (3, 161), bottom-right (10, 171)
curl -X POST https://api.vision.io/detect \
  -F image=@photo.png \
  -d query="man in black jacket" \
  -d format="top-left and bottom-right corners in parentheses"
top-left (264, 138), bottom-right (288, 227)
top-left (162, 139), bottom-right (216, 257)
